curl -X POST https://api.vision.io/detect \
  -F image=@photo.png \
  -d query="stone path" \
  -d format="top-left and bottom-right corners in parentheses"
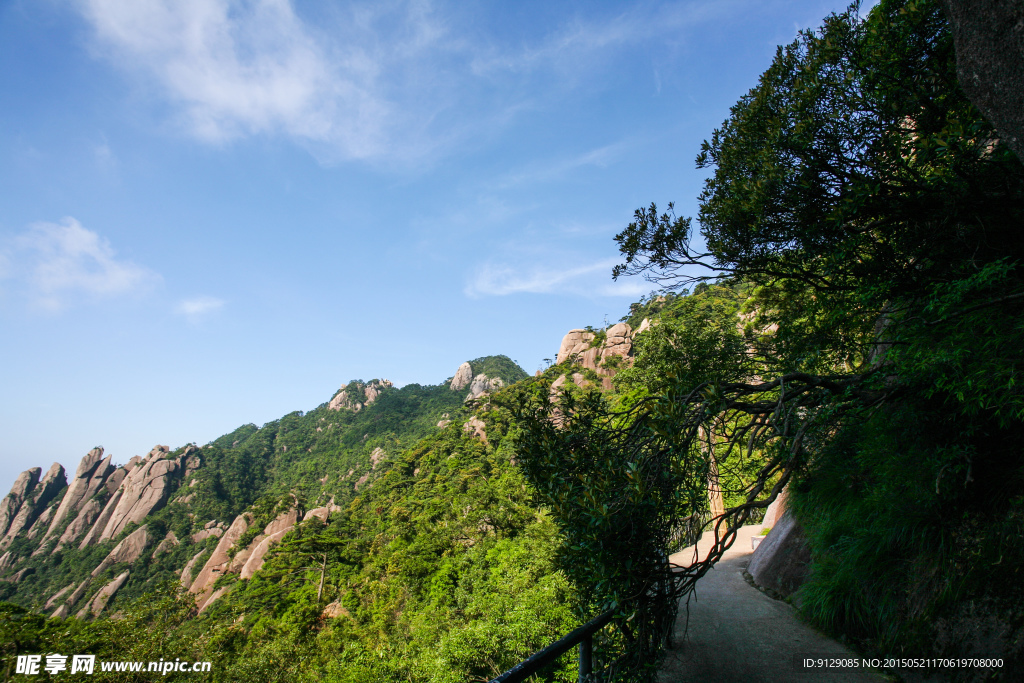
top-left (657, 525), bottom-right (889, 683)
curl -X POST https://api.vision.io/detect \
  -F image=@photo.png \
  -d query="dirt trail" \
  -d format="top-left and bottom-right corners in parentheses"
top-left (657, 525), bottom-right (888, 683)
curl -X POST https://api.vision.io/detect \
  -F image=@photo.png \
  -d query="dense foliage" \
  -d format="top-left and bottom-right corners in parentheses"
top-left (603, 0), bottom-right (1024, 678)
top-left (2, 359), bottom-right (589, 682)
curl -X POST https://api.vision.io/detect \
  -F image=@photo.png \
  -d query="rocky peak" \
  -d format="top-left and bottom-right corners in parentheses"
top-left (328, 379), bottom-right (394, 412)
top-left (465, 374), bottom-right (504, 401)
top-left (42, 449), bottom-right (113, 544)
top-left (0, 463), bottom-right (66, 551)
top-left (450, 362), bottom-right (473, 391)
top-left (0, 468), bottom-right (42, 538)
top-left (96, 450), bottom-right (182, 543)
top-left (554, 322), bottom-right (638, 391)
top-left (449, 360), bottom-right (508, 401)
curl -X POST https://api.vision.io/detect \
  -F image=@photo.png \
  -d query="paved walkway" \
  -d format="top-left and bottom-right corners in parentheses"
top-left (657, 525), bottom-right (889, 683)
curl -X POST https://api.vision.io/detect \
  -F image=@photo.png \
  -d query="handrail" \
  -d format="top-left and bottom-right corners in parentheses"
top-left (488, 609), bottom-right (615, 683)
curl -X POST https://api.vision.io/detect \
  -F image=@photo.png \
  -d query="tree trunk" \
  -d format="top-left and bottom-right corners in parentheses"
top-left (701, 425), bottom-right (725, 519)
top-left (317, 553), bottom-right (326, 604)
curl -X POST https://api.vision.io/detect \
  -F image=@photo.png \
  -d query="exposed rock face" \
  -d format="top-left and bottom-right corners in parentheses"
top-left (77, 570), bottom-right (129, 619)
top-left (66, 578), bottom-right (91, 609)
top-left (63, 578), bottom-right (91, 612)
top-left (322, 601), bottom-right (349, 619)
top-left (239, 508), bottom-right (300, 580)
top-left (0, 468), bottom-right (41, 537)
top-left (54, 499), bottom-right (102, 552)
top-left (50, 604), bottom-right (70, 620)
top-left (328, 380), bottom-right (393, 412)
top-left (450, 362), bottom-right (473, 391)
top-left (45, 583), bottom-right (75, 610)
top-left (1, 463), bottom-right (66, 550)
top-left (465, 374), bottom-right (504, 401)
top-left (152, 531), bottom-right (179, 559)
top-left (79, 490), bottom-right (123, 550)
top-left (941, 0), bottom-right (1024, 162)
top-left (43, 449), bottom-right (108, 542)
top-left (760, 486), bottom-right (790, 531)
top-left (189, 514), bottom-right (249, 609)
top-left (0, 551), bottom-right (12, 571)
top-left (104, 467), bottom-right (127, 494)
top-left (26, 505), bottom-right (55, 540)
top-left (180, 550), bottom-right (207, 589)
top-left (748, 509), bottom-right (811, 599)
top-left (554, 323), bottom-right (636, 390)
top-left (369, 447), bottom-right (385, 470)
top-left (556, 329), bottom-right (596, 365)
top-left (7, 567), bottom-right (34, 583)
top-left (91, 525), bottom-right (149, 577)
top-left (463, 417), bottom-right (488, 444)
top-left (191, 527), bottom-right (223, 543)
top-left (302, 502), bottom-right (336, 523)
top-left (97, 452), bottom-right (181, 542)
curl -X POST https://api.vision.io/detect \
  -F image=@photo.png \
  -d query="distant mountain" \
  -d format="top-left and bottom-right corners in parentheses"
top-left (0, 355), bottom-right (525, 617)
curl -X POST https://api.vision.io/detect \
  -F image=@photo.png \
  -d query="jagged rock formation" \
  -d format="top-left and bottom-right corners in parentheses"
top-left (0, 359), bottom-right (488, 619)
top-left (465, 374), bottom-right (504, 401)
top-left (96, 447), bottom-right (182, 542)
top-left (189, 514), bottom-right (250, 610)
top-left (1, 463), bottom-right (66, 550)
top-left (91, 525), bottom-right (149, 577)
top-left (78, 490), bottom-right (123, 549)
top-left (239, 508), bottom-right (301, 580)
top-left (0, 468), bottom-right (41, 538)
top-left (553, 322), bottom-right (641, 390)
top-left (76, 571), bottom-right (130, 619)
top-left (42, 449), bottom-right (110, 543)
top-left (328, 379), bottom-right (393, 411)
top-left (180, 550), bottom-right (206, 589)
top-left (448, 361), bottom-right (507, 401)
top-left (45, 583), bottom-right (74, 610)
top-left (450, 362), bottom-right (474, 391)
top-left (54, 499), bottom-right (102, 552)
top-left (369, 447), bottom-right (385, 470)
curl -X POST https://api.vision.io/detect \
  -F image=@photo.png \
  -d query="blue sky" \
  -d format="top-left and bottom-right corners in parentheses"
top-left (0, 0), bottom-right (865, 492)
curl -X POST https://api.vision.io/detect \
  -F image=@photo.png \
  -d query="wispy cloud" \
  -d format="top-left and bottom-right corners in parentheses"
top-left (465, 258), bottom-right (647, 299)
top-left (74, 0), bottom-right (730, 165)
top-left (3, 218), bottom-right (160, 310)
top-left (489, 142), bottom-right (629, 189)
top-left (176, 295), bottom-right (225, 321)
top-left (79, 0), bottom-right (389, 158)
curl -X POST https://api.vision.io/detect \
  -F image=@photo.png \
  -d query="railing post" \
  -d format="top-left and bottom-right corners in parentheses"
top-left (578, 633), bottom-right (592, 682)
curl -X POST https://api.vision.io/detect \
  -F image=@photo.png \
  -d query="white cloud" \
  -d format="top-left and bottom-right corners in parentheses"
top-left (176, 295), bottom-right (225, 321)
top-left (7, 218), bottom-right (159, 310)
top-left (74, 1), bottom-right (729, 165)
top-left (79, 0), bottom-right (392, 158)
top-left (465, 258), bottom-right (645, 299)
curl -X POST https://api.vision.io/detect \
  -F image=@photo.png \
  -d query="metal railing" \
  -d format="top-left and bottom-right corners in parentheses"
top-left (488, 609), bottom-right (615, 683)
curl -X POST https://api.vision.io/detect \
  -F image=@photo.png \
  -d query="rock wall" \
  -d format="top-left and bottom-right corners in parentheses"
top-left (0, 468), bottom-right (41, 538)
top-left (41, 449), bottom-right (108, 543)
top-left (0, 463), bottom-right (66, 551)
top-left (553, 321), bottom-right (644, 390)
top-left (97, 448), bottom-right (182, 542)
top-left (748, 509), bottom-right (811, 600)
